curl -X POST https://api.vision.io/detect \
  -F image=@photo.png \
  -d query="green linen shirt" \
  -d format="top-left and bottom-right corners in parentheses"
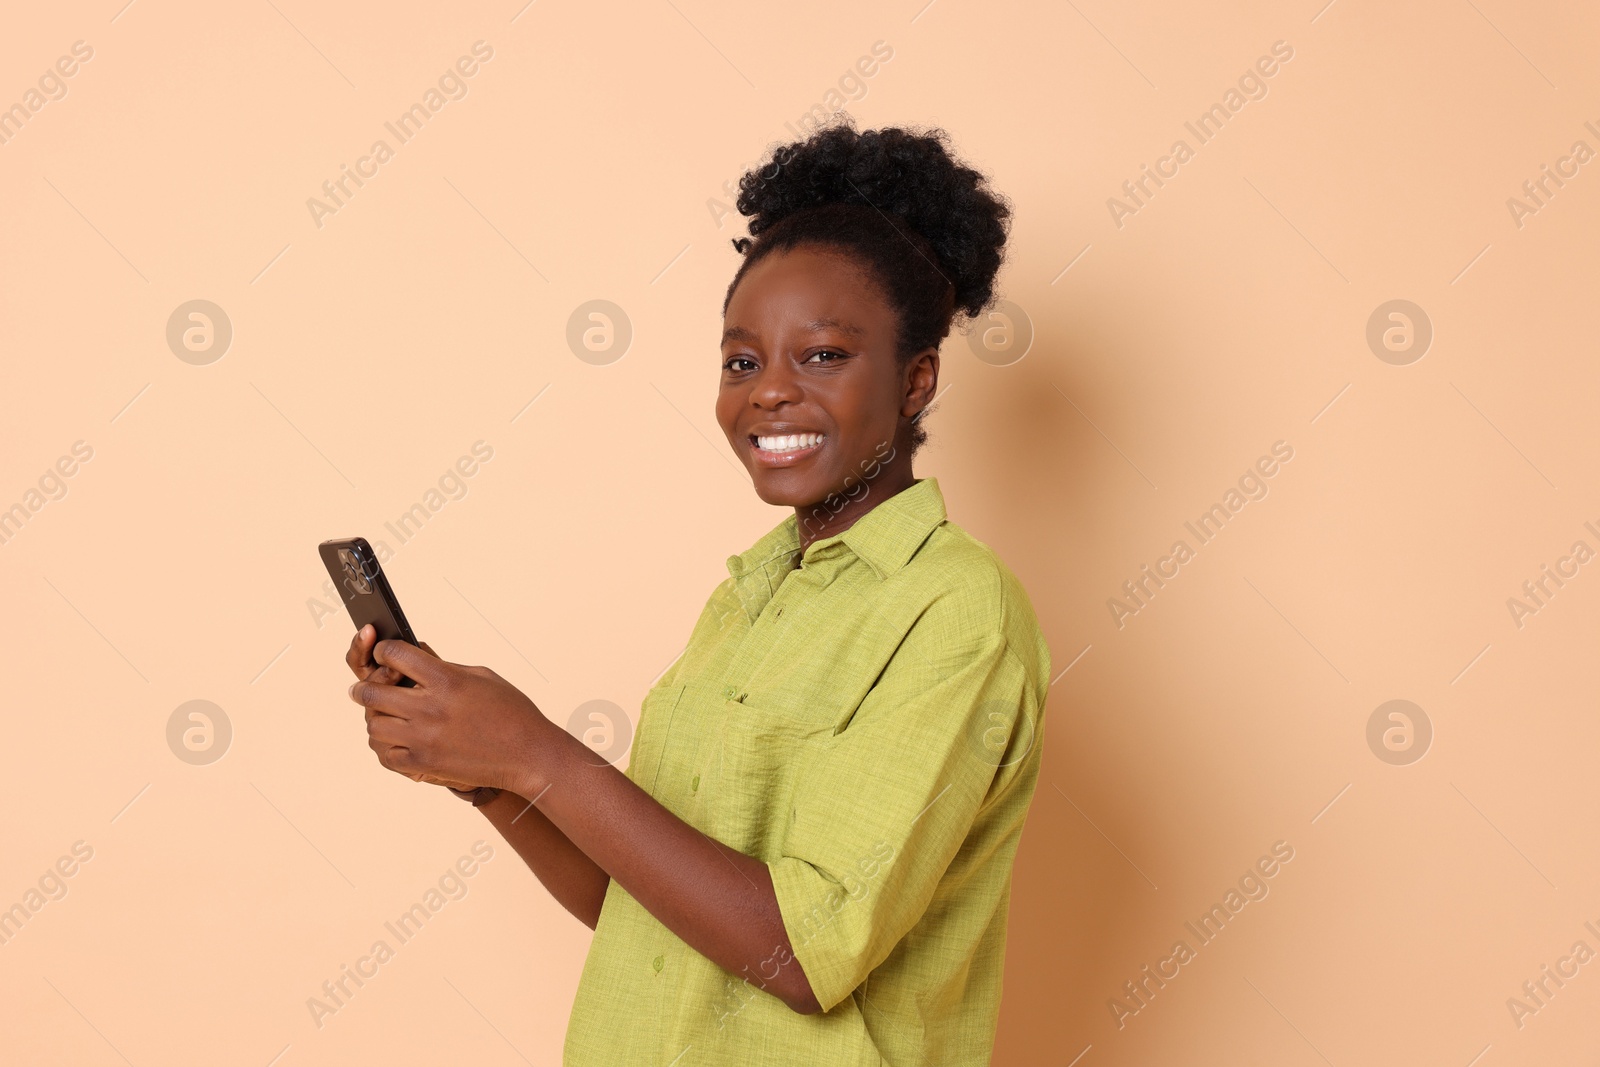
top-left (563, 476), bottom-right (1051, 1066)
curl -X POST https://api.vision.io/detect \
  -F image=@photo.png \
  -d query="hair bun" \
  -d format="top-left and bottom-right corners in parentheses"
top-left (733, 115), bottom-right (1011, 324)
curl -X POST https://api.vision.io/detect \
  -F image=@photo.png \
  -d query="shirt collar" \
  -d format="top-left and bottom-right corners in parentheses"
top-left (724, 477), bottom-right (947, 621)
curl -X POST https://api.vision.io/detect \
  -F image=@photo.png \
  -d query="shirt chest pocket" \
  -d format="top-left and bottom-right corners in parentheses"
top-left (713, 689), bottom-right (835, 858)
top-left (630, 679), bottom-right (836, 852)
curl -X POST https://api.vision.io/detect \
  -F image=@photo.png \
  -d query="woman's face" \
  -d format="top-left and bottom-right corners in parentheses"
top-left (717, 245), bottom-right (933, 510)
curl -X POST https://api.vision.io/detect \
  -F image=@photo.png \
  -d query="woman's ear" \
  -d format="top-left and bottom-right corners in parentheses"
top-left (902, 347), bottom-right (940, 418)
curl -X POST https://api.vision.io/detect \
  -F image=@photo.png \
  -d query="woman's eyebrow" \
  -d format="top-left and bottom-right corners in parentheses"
top-left (802, 317), bottom-right (865, 335)
top-left (721, 318), bottom-right (865, 345)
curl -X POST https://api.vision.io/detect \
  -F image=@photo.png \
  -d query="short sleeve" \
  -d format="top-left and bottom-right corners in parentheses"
top-left (768, 607), bottom-right (1041, 1013)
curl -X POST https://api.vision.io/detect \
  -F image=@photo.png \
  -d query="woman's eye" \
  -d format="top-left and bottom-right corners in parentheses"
top-left (724, 356), bottom-right (756, 372)
top-left (806, 349), bottom-right (845, 363)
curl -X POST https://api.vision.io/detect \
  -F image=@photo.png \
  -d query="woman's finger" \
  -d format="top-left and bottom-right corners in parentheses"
top-left (365, 664), bottom-right (405, 687)
top-left (365, 710), bottom-right (410, 746)
top-left (349, 676), bottom-right (426, 719)
top-left (373, 640), bottom-right (447, 689)
top-left (345, 624), bottom-right (377, 676)
top-left (364, 704), bottom-right (400, 725)
top-left (368, 734), bottom-right (410, 771)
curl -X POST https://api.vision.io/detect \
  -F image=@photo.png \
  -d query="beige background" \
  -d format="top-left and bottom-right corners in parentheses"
top-left (2, 0), bottom-right (1597, 1063)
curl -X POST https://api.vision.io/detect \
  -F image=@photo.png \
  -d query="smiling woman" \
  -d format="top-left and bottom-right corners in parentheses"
top-left (341, 115), bottom-right (1046, 1067)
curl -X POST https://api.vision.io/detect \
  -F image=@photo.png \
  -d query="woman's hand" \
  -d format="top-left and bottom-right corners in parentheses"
top-left (346, 635), bottom-right (553, 797)
top-left (345, 625), bottom-right (480, 791)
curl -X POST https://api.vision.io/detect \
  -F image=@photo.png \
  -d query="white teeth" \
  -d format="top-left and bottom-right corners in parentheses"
top-left (756, 433), bottom-right (823, 452)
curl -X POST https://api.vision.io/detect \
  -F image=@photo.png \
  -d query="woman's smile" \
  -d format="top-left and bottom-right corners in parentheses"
top-left (747, 429), bottom-right (827, 466)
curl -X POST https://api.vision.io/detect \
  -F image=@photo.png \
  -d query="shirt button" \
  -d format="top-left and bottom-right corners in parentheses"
top-left (723, 685), bottom-right (736, 699)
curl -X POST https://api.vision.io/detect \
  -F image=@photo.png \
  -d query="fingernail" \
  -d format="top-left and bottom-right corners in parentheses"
top-left (348, 683), bottom-right (356, 699)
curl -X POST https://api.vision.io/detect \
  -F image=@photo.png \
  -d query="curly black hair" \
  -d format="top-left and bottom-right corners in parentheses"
top-left (722, 115), bottom-right (1012, 458)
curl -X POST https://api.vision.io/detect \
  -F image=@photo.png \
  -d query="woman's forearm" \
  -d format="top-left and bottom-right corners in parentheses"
top-left (511, 718), bottom-right (821, 1014)
top-left (477, 788), bottom-right (612, 929)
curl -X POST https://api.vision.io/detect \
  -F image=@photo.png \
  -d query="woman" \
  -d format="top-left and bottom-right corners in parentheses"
top-left (344, 119), bottom-right (1050, 1065)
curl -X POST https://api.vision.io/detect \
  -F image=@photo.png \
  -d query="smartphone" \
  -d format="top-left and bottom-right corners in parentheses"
top-left (318, 537), bottom-right (419, 687)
